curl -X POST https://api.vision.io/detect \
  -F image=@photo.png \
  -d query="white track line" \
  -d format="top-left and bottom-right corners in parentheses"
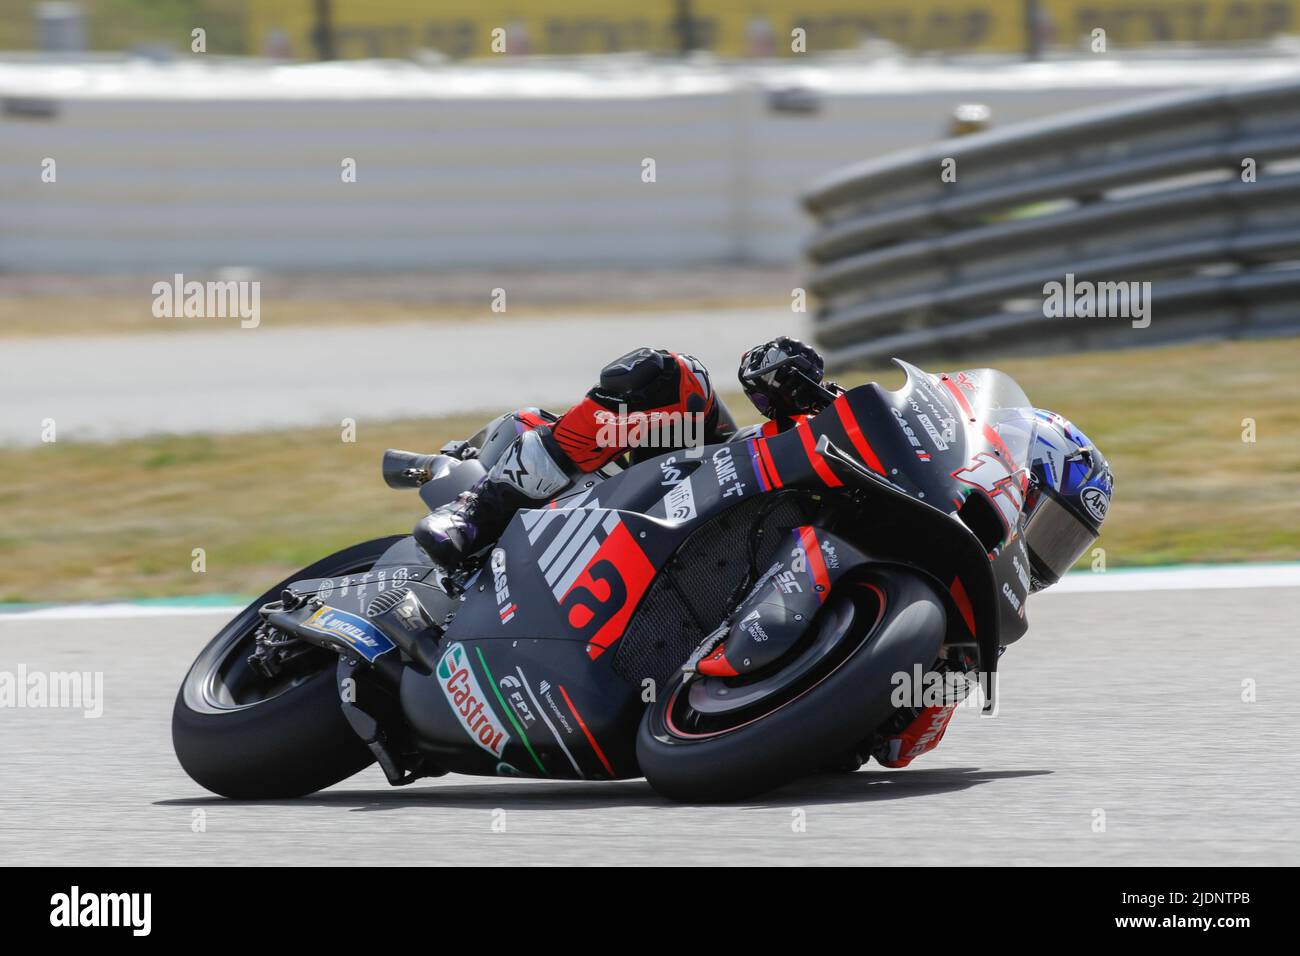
top-left (1047, 563), bottom-right (1300, 594)
top-left (0, 603), bottom-right (243, 622)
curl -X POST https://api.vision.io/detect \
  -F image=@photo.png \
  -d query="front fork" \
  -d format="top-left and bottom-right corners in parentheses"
top-left (335, 657), bottom-right (445, 786)
top-left (253, 586), bottom-right (450, 786)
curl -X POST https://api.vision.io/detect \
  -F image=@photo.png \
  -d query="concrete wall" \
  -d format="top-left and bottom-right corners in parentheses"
top-left (3, 57), bottom-right (1297, 272)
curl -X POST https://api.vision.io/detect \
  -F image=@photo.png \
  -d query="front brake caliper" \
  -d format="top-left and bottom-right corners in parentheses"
top-left (247, 623), bottom-right (309, 679)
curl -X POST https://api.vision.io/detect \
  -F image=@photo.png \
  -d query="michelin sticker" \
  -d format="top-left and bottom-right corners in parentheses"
top-left (301, 606), bottom-right (395, 662)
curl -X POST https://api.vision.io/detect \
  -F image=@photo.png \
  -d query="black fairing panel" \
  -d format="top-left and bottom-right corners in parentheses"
top-left (392, 363), bottom-right (1041, 778)
top-left (790, 362), bottom-right (1036, 657)
top-left (418, 445), bottom-right (784, 779)
top-left (705, 527), bottom-right (871, 676)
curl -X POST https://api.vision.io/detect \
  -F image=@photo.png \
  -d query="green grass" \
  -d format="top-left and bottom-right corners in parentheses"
top-left (2, 337), bottom-right (1297, 603)
top-left (839, 338), bottom-right (1300, 569)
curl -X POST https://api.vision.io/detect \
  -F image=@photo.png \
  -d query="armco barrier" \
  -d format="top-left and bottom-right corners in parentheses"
top-left (801, 79), bottom-right (1300, 367)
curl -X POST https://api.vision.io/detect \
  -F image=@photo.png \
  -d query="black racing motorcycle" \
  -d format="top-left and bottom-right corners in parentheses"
top-left (173, 360), bottom-right (1038, 802)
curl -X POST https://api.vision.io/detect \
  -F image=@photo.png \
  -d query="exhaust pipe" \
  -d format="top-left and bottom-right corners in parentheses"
top-left (382, 449), bottom-right (441, 488)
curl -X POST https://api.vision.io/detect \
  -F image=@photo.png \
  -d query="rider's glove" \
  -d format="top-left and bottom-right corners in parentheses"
top-left (738, 336), bottom-right (838, 422)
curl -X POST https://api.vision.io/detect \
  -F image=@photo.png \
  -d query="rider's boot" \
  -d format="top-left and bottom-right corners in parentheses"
top-left (413, 428), bottom-right (575, 568)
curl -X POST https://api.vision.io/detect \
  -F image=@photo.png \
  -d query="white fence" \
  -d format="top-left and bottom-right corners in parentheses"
top-left (4, 55), bottom-right (1299, 272)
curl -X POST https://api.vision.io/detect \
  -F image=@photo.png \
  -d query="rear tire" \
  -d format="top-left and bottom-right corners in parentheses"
top-left (171, 537), bottom-right (404, 799)
top-left (637, 567), bottom-right (946, 803)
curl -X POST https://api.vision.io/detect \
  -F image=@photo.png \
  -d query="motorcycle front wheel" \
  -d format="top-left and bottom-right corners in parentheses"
top-left (636, 567), bottom-right (948, 803)
top-left (171, 536), bottom-right (405, 799)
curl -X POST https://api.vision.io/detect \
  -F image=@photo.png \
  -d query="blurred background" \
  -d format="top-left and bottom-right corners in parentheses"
top-left (1, 0), bottom-right (1297, 603)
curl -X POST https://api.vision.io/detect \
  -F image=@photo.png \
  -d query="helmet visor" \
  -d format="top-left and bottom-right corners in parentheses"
top-left (1023, 490), bottom-right (1098, 585)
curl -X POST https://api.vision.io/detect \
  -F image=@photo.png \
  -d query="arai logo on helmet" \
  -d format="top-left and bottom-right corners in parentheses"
top-left (1081, 487), bottom-right (1110, 522)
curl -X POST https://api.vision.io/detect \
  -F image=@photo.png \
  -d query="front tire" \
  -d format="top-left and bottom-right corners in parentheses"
top-left (171, 536), bottom-right (405, 799)
top-left (637, 567), bottom-right (947, 803)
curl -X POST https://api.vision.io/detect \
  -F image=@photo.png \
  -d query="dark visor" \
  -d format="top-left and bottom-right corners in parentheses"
top-left (1023, 491), bottom-right (1098, 584)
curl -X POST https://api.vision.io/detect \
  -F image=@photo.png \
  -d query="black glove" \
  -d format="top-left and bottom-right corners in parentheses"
top-left (737, 336), bottom-right (836, 421)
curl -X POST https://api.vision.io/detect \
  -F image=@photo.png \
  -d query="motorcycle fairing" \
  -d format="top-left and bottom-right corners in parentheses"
top-left (398, 360), bottom-right (1039, 779)
top-left (296, 606), bottom-right (397, 663)
top-left (400, 631), bottom-right (642, 780)
top-left (417, 452), bottom-right (756, 777)
top-left (697, 526), bottom-right (870, 678)
top-left (721, 363), bottom-right (1033, 669)
top-left (440, 441), bottom-right (759, 649)
top-left (422, 442), bottom-right (811, 777)
top-left (276, 536), bottom-right (463, 653)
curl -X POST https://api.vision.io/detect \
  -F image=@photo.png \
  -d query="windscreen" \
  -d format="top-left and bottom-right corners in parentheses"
top-left (940, 368), bottom-right (1038, 480)
top-left (883, 362), bottom-right (1040, 534)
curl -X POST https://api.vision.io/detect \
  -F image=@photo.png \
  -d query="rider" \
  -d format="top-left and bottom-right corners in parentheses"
top-left (413, 337), bottom-right (836, 569)
top-left (866, 404), bottom-right (1113, 769)
top-left (413, 337), bottom-right (1112, 769)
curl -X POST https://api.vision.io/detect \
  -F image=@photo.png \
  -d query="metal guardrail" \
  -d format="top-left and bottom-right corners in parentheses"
top-left (801, 79), bottom-right (1300, 367)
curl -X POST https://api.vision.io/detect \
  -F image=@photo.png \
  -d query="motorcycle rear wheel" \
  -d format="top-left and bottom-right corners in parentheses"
top-left (171, 536), bottom-right (405, 799)
top-left (636, 567), bottom-right (947, 803)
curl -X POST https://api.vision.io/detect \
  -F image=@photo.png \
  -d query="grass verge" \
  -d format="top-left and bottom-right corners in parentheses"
top-left (2, 337), bottom-right (1296, 603)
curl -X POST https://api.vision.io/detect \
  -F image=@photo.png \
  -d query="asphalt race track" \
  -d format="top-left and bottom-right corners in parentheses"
top-left (0, 308), bottom-right (801, 446)
top-left (1, 581), bottom-right (1296, 866)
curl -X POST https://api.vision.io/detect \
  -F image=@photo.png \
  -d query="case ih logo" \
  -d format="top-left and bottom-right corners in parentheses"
top-left (436, 642), bottom-right (511, 757)
top-left (490, 548), bottom-right (516, 623)
top-left (891, 407), bottom-right (931, 461)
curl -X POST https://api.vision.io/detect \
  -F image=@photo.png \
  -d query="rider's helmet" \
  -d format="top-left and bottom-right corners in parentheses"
top-left (738, 336), bottom-right (829, 421)
top-left (1022, 409), bottom-right (1113, 591)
